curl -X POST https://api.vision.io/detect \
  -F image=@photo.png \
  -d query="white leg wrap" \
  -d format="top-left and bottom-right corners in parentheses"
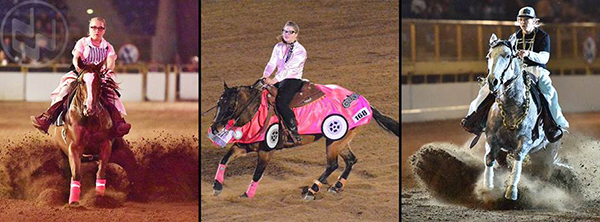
top-left (484, 164), bottom-right (495, 189)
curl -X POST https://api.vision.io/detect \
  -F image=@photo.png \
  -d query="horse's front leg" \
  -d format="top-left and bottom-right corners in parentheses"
top-left (240, 149), bottom-right (273, 199)
top-left (96, 140), bottom-right (113, 196)
top-left (505, 140), bottom-right (528, 200)
top-left (213, 144), bottom-right (248, 196)
top-left (483, 142), bottom-right (497, 190)
top-left (67, 143), bottom-right (83, 205)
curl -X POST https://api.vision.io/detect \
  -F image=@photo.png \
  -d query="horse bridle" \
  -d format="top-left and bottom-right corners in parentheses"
top-left (489, 40), bottom-right (532, 130)
top-left (212, 86), bottom-right (262, 129)
top-left (489, 40), bottom-right (520, 93)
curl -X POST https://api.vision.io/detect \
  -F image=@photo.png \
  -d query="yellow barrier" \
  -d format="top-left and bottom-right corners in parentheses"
top-left (402, 19), bottom-right (600, 84)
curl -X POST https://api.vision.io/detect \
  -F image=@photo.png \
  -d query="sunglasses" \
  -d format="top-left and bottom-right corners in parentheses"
top-left (282, 29), bottom-right (296, 34)
top-left (90, 26), bottom-right (105, 30)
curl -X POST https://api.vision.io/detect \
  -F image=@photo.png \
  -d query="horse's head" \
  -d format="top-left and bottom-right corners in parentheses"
top-left (486, 33), bottom-right (520, 94)
top-left (210, 82), bottom-right (240, 134)
top-left (210, 81), bottom-right (261, 135)
top-left (76, 57), bottom-right (105, 117)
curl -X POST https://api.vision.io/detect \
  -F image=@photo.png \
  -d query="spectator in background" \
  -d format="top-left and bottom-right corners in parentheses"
top-left (186, 56), bottom-right (198, 72)
top-left (535, 0), bottom-right (555, 22)
top-left (0, 51), bottom-right (8, 66)
top-left (411, 0), bottom-right (428, 18)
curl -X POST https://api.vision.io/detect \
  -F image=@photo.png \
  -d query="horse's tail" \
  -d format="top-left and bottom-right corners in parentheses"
top-left (370, 106), bottom-right (399, 137)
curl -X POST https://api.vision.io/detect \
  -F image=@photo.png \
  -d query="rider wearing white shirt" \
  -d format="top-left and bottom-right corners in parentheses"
top-left (461, 6), bottom-right (567, 143)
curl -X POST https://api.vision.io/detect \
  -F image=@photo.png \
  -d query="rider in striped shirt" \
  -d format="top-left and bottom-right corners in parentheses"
top-left (30, 17), bottom-right (131, 137)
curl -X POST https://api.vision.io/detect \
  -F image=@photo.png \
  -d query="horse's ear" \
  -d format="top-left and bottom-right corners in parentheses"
top-left (489, 33), bottom-right (498, 46)
top-left (223, 81), bottom-right (229, 90)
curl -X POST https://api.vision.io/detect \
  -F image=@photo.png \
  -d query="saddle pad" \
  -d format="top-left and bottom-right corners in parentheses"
top-left (211, 84), bottom-right (373, 144)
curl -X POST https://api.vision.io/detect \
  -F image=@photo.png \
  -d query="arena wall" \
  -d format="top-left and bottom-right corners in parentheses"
top-left (1, 72), bottom-right (198, 102)
top-left (402, 76), bottom-right (600, 122)
top-left (0, 72), bottom-right (25, 101)
top-left (180, 72), bottom-right (198, 100)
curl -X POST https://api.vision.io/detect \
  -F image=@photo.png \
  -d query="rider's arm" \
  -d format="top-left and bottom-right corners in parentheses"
top-left (262, 44), bottom-right (279, 79)
top-left (106, 44), bottom-right (117, 71)
top-left (527, 33), bottom-right (550, 65)
top-left (526, 51), bottom-right (549, 64)
top-left (72, 38), bottom-right (85, 72)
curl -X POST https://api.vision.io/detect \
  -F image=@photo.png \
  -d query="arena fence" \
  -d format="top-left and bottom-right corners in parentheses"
top-left (402, 19), bottom-right (600, 84)
top-left (0, 64), bottom-right (198, 102)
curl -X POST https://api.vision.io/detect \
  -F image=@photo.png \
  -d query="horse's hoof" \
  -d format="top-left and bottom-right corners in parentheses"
top-left (303, 193), bottom-right (315, 200)
top-left (213, 189), bottom-right (222, 196)
top-left (64, 202), bottom-right (85, 210)
top-left (328, 186), bottom-right (341, 194)
top-left (504, 185), bottom-right (518, 200)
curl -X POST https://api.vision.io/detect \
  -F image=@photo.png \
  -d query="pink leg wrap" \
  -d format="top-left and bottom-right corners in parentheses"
top-left (69, 180), bottom-right (81, 204)
top-left (215, 164), bottom-right (226, 183)
top-left (95, 179), bottom-right (106, 196)
top-left (245, 180), bottom-right (259, 198)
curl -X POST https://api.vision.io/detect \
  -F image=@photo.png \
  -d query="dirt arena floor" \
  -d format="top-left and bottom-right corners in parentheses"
top-left (402, 113), bottom-right (600, 221)
top-left (201, 1), bottom-right (399, 221)
top-left (0, 101), bottom-right (199, 221)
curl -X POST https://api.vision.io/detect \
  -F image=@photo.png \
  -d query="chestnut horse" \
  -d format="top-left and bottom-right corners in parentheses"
top-left (209, 80), bottom-right (399, 200)
top-left (56, 58), bottom-right (117, 205)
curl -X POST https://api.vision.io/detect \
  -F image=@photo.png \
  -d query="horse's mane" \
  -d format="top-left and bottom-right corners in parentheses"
top-left (74, 68), bottom-right (120, 105)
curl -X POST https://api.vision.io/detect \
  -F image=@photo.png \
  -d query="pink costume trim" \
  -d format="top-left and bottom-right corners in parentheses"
top-left (245, 180), bottom-right (260, 198)
top-left (69, 180), bottom-right (81, 204)
top-left (216, 84), bottom-right (372, 144)
top-left (215, 164), bottom-right (226, 183)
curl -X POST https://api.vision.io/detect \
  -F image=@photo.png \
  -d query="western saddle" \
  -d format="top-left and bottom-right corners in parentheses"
top-left (261, 80), bottom-right (325, 146)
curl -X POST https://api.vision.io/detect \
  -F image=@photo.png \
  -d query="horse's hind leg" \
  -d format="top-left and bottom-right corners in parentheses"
top-left (304, 128), bottom-right (358, 200)
top-left (240, 149), bottom-right (273, 199)
top-left (96, 140), bottom-right (113, 196)
top-left (328, 128), bottom-right (360, 193)
top-left (328, 147), bottom-right (357, 193)
top-left (213, 144), bottom-right (248, 196)
top-left (67, 144), bottom-right (83, 205)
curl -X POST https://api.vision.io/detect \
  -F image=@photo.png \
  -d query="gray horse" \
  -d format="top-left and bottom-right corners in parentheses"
top-left (483, 33), bottom-right (561, 200)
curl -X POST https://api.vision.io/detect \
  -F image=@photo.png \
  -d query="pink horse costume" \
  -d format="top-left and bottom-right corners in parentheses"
top-left (208, 84), bottom-right (373, 147)
top-left (30, 36), bottom-right (131, 137)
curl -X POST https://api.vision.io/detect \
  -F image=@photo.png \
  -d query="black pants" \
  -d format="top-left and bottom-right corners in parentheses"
top-left (274, 79), bottom-right (303, 128)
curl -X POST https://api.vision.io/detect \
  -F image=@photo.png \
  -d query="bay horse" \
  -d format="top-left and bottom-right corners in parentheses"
top-left (483, 33), bottom-right (561, 200)
top-left (208, 79), bottom-right (399, 200)
top-left (56, 57), bottom-right (118, 206)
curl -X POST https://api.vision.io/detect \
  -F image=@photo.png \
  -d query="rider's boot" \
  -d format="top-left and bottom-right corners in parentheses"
top-left (30, 101), bottom-right (64, 134)
top-left (461, 94), bottom-right (495, 135)
top-left (541, 98), bottom-right (563, 143)
top-left (106, 102), bottom-right (131, 137)
top-left (288, 118), bottom-right (302, 143)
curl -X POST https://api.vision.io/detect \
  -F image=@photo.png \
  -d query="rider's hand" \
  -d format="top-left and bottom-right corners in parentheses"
top-left (263, 77), bottom-right (277, 85)
top-left (269, 78), bottom-right (278, 85)
top-left (517, 50), bottom-right (529, 59)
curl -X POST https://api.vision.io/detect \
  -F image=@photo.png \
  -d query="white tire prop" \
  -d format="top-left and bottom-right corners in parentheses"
top-left (265, 123), bottom-right (280, 149)
top-left (322, 114), bottom-right (348, 141)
